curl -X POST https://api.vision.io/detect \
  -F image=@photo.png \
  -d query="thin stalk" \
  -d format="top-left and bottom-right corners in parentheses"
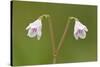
top-left (40, 14), bottom-right (56, 63)
top-left (47, 16), bottom-right (56, 64)
top-left (55, 17), bottom-right (77, 58)
top-left (40, 15), bottom-right (76, 63)
top-left (56, 17), bottom-right (71, 57)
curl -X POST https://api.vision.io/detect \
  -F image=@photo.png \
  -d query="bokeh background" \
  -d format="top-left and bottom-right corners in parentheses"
top-left (12, 1), bottom-right (97, 66)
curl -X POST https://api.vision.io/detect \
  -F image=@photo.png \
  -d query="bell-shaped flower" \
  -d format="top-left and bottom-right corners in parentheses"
top-left (26, 18), bottom-right (42, 40)
top-left (74, 19), bottom-right (88, 40)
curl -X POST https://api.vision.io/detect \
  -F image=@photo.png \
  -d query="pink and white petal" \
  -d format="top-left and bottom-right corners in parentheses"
top-left (27, 29), bottom-right (37, 38)
top-left (74, 22), bottom-right (79, 34)
top-left (26, 23), bottom-right (33, 30)
top-left (37, 30), bottom-right (42, 40)
top-left (76, 20), bottom-right (85, 30)
top-left (79, 30), bottom-right (86, 39)
top-left (31, 19), bottom-right (42, 27)
top-left (83, 25), bottom-right (88, 32)
top-left (74, 33), bottom-right (79, 40)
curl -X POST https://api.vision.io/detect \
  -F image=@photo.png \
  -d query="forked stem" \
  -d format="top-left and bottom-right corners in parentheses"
top-left (40, 15), bottom-right (77, 64)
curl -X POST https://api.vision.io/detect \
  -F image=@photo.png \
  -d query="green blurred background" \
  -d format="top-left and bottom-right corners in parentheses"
top-left (12, 1), bottom-right (97, 66)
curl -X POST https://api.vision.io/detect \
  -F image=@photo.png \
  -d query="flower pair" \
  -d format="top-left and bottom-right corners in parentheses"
top-left (26, 16), bottom-right (88, 40)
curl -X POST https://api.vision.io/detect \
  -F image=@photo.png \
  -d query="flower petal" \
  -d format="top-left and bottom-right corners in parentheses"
top-left (31, 19), bottom-right (42, 28)
top-left (74, 20), bottom-right (80, 40)
top-left (75, 20), bottom-right (85, 30)
top-left (37, 31), bottom-right (42, 40)
top-left (78, 30), bottom-right (86, 39)
top-left (27, 28), bottom-right (37, 38)
top-left (36, 25), bottom-right (42, 40)
top-left (84, 25), bottom-right (88, 32)
top-left (74, 19), bottom-right (88, 40)
top-left (26, 18), bottom-right (42, 40)
top-left (74, 33), bottom-right (79, 40)
top-left (26, 23), bottom-right (33, 30)
top-left (74, 22), bottom-right (78, 35)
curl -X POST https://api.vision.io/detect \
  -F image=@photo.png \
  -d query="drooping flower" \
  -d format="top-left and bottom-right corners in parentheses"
top-left (74, 19), bottom-right (88, 40)
top-left (26, 18), bottom-right (42, 40)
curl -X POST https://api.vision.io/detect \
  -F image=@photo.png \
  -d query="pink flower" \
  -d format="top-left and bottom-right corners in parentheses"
top-left (26, 18), bottom-right (42, 40)
top-left (74, 19), bottom-right (88, 40)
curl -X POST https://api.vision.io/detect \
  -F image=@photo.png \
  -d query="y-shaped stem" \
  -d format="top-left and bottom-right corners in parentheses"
top-left (39, 14), bottom-right (56, 63)
top-left (39, 15), bottom-right (77, 63)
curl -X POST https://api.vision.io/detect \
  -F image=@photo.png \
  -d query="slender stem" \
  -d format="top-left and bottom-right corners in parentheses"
top-left (40, 15), bottom-right (77, 63)
top-left (40, 14), bottom-right (56, 63)
top-left (55, 17), bottom-right (76, 57)
top-left (47, 16), bottom-right (56, 64)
